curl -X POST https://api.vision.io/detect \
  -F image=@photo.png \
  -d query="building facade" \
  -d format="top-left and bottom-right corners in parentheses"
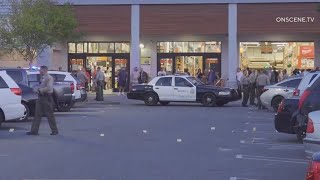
top-left (1, 0), bottom-right (320, 90)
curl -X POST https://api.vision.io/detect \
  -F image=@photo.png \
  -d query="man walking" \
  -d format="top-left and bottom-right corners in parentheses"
top-left (95, 67), bottom-right (105, 101)
top-left (256, 70), bottom-right (270, 110)
top-left (27, 66), bottom-right (58, 136)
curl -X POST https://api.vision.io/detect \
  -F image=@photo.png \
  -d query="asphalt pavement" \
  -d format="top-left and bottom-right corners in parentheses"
top-left (0, 95), bottom-right (308, 180)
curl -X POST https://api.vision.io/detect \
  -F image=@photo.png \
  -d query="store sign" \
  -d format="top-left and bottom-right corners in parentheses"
top-left (276, 17), bottom-right (315, 23)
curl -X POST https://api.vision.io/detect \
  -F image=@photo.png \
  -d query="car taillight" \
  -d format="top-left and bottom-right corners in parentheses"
top-left (298, 90), bottom-right (311, 109)
top-left (277, 100), bottom-right (285, 113)
top-left (70, 83), bottom-right (75, 93)
top-left (76, 83), bottom-right (84, 90)
top-left (293, 88), bottom-right (300, 96)
top-left (306, 161), bottom-right (320, 180)
top-left (307, 118), bottom-right (315, 133)
top-left (10, 88), bottom-right (22, 96)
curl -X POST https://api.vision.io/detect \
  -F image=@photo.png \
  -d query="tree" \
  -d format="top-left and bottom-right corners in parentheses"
top-left (0, 0), bottom-right (80, 65)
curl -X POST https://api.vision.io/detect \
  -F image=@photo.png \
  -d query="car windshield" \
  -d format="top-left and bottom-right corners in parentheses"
top-left (187, 77), bottom-right (205, 86)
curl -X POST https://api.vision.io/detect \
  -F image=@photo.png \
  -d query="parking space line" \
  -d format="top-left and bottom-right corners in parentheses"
top-left (230, 177), bottom-right (257, 180)
top-left (24, 179), bottom-right (96, 180)
top-left (236, 154), bottom-right (308, 164)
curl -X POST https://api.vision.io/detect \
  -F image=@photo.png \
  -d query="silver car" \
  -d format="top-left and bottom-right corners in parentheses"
top-left (260, 77), bottom-right (302, 111)
top-left (304, 111), bottom-right (320, 159)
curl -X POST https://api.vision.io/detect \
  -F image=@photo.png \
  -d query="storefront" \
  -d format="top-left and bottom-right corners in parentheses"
top-left (240, 42), bottom-right (314, 73)
top-left (156, 41), bottom-right (222, 76)
top-left (68, 42), bottom-right (130, 92)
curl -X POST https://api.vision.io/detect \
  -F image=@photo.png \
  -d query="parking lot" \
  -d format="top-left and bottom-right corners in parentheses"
top-left (0, 95), bottom-right (308, 180)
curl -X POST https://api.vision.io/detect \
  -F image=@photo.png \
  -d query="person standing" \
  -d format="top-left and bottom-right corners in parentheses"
top-left (95, 67), bottom-right (105, 101)
top-left (248, 69), bottom-right (257, 106)
top-left (208, 67), bottom-right (216, 86)
top-left (27, 66), bottom-right (58, 136)
top-left (236, 68), bottom-right (243, 98)
top-left (77, 68), bottom-right (89, 85)
top-left (241, 70), bottom-right (250, 107)
top-left (157, 67), bottom-right (167, 76)
top-left (256, 70), bottom-right (270, 110)
top-left (118, 67), bottom-right (128, 95)
top-left (184, 68), bottom-right (190, 75)
top-left (282, 69), bottom-right (289, 80)
top-left (270, 67), bottom-right (279, 84)
top-left (196, 69), bottom-right (203, 79)
top-left (138, 68), bottom-right (149, 84)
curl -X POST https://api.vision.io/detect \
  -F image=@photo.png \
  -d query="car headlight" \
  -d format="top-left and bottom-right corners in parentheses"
top-left (219, 91), bottom-right (231, 96)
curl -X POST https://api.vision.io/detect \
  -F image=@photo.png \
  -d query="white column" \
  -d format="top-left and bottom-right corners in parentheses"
top-left (227, 3), bottom-right (238, 88)
top-left (314, 39), bottom-right (320, 68)
top-left (130, 5), bottom-right (140, 73)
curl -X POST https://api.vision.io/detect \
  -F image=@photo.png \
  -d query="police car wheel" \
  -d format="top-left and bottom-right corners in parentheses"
top-left (202, 93), bottom-right (216, 107)
top-left (144, 93), bottom-right (158, 106)
top-left (160, 101), bottom-right (170, 106)
top-left (19, 102), bottom-right (30, 121)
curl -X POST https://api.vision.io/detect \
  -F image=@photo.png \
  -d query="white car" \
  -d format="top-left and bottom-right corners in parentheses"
top-left (304, 110), bottom-right (320, 158)
top-left (0, 71), bottom-right (25, 126)
top-left (294, 71), bottom-right (320, 97)
top-left (260, 77), bottom-right (302, 111)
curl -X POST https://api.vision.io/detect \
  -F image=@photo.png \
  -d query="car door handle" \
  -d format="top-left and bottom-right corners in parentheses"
top-left (174, 88), bottom-right (178, 90)
top-left (155, 87), bottom-right (159, 89)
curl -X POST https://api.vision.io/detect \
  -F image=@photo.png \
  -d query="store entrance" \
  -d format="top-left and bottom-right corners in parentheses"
top-left (68, 54), bottom-right (130, 92)
top-left (158, 53), bottom-right (221, 79)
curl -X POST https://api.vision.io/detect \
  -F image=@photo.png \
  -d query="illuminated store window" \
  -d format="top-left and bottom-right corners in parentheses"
top-left (99, 43), bottom-right (115, 53)
top-left (88, 43), bottom-right (99, 53)
top-left (157, 41), bottom-right (221, 53)
top-left (240, 42), bottom-right (314, 73)
top-left (115, 43), bottom-right (130, 53)
top-left (76, 43), bottom-right (84, 53)
top-left (68, 43), bottom-right (76, 53)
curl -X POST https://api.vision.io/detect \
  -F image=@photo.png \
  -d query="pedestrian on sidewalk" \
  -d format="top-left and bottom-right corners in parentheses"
top-left (27, 66), bottom-right (59, 136)
top-left (249, 69), bottom-right (257, 106)
top-left (138, 68), bottom-right (148, 84)
top-left (95, 67), bottom-right (105, 101)
top-left (118, 67), bottom-right (128, 95)
top-left (236, 68), bottom-right (243, 98)
top-left (240, 70), bottom-right (250, 107)
top-left (130, 67), bottom-right (140, 89)
top-left (256, 70), bottom-right (270, 110)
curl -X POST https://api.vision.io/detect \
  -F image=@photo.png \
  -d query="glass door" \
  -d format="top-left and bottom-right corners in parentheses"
top-left (69, 58), bottom-right (85, 72)
top-left (114, 58), bottom-right (129, 92)
top-left (175, 56), bottom-right (203, 76)
top-left (159, 58), bottom-right (173, 75)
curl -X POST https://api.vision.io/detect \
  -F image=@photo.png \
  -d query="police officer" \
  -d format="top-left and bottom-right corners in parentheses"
top-left (240, 70), bottom-right (250, 107)
top-left (256, 70), bottom-right (270, 110)
top-left (248, 70), bottom-right (257, 106)
top-left (27, 66), bottom-right (59, 135)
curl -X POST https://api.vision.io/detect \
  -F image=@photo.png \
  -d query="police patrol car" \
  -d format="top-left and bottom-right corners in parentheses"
top-left (127, 75), bottom-right (240, 106)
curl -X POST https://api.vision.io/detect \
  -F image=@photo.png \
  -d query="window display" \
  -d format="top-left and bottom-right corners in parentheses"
top-left (68, 42), bottom-right (130, 54)
top-left (157, 41), bottom-right (221, 53)
top-left (240, 42), bottom-right (314, 72)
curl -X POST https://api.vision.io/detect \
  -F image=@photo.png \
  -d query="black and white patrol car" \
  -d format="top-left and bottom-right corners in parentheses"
top-left (127, 75), bottom-right (240, 106)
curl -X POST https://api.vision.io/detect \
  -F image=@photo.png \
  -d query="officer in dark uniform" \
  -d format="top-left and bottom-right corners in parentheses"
top-left (240, 70), bottom-right (250, 107)
top-left (27, 66), bottom-right (59, 135)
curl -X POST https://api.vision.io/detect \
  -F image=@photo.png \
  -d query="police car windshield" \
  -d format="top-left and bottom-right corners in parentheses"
top-left (187, 77), bottom-right (205, 86)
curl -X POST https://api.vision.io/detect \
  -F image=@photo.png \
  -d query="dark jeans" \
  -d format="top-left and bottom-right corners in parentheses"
top-left (249, 84), bottom-right (256, 105)
top-left (96, 80), bottom-right (104, 101)
top-left (237, 81), bottom-right (242, 98)
top-left (31, 95), bottom-right (58, 134)
top-left (257, 85), bottom-right (265, 109)
top-left (242, 85), bottom-right (250, 106)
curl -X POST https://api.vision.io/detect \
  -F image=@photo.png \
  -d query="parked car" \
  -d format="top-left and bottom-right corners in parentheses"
top-left (293, 73), bottom-right (320, 140)
top-left (274, 97), bottom-right (299, 134)
top-left (72, 76), bottom-right (87, 102)
top-left (306, 151), bottom-right (320, 180)
top-left (261, 77), bottom-right (302, 111)
top-left (304, 111), bottom-right (320, 158)
top-left (0, 71), bottom-right (25, 126)
top-left (18, 83), bottom-right (38, 121)
top-left (127, 75), bottom-right (240, 106)
top-left (0, 68), bottom-right (75, 112)
top-left (293, 71), bottom-right (320, 97)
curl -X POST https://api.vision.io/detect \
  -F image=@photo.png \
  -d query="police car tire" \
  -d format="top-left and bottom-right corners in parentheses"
top-left (202, 93), bottom-right (216, 107)
top-left (160, 101), bottom-right (170, 106)
top-left (144, 93), bottom-right (158, 106)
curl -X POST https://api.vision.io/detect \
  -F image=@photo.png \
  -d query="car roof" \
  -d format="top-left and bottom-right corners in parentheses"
top-left (27, 70), bottom-right (71, 75)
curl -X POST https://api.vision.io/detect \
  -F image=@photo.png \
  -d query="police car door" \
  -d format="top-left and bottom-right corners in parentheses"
top-left (173, 77), bottom-right (196, 101)
top-left (153, 77), bottom-right (174, 101)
